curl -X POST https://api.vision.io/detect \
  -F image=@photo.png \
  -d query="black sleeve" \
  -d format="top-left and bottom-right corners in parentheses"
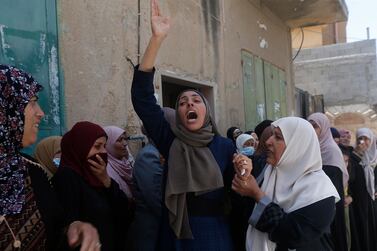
top-left (256, 197), bottom-right (335, 249)
top-left (52, 167), bottom-right (83, 224)
top-left (105, 179), bottom-right (133, 230)
top-left (223, 141), bottom-right (236, 189)
top-left (322, 165), bottom-right (345, 201)
top-left (29, 165), bottom-right (69, 250)
top-left (105, 178), bottom-right (129, 205)
top-left (131, 66), bottom-right (175, 159)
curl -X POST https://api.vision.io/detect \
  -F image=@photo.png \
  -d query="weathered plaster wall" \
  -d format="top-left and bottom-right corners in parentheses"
top-left (58, 0), bottom-right (138, 131)
top-left (223, 0), bottom-right (294, 129)
top-left (58, 0), bottom-right (294, 135)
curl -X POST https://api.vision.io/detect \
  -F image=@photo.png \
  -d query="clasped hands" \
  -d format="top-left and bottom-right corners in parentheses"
top-left (232, 154), bottom-right (265, 201)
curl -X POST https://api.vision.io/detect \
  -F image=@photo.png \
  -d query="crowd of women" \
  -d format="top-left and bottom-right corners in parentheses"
top-left (1, 0), bottom-right (377, 250)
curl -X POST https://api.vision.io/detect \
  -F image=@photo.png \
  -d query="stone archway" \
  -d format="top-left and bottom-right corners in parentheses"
top-left (326, 104), bottom-right (377, 144)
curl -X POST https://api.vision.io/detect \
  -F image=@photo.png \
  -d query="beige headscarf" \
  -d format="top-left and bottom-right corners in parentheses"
top-left (34, 136), bottom-right (62, 178)
top-left (246, 117), bottom-right (339, 251)
top-left (165, 90), bottom-right (224, 239)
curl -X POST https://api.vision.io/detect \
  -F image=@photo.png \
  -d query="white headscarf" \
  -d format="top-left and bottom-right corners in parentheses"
top-left (307, 113), bottom-right (349, 187)
top-left (246, 117), bottom-right (339, 251)
top-left (236, 133), bottom-right (253, 151)
top-left (356, 128), bottom-right (377, 200)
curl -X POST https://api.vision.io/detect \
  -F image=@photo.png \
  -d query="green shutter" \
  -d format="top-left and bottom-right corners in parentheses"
top-left (242, 51), bottom-right (257, 130)
top-left (0, 0), bottom-right (64, 153)
top-left (264, 61), bottom-right (274, 119)
top-left (254, 57), bottom-right (266, 123)
top-left (279, 69), bottom-right (287, 117)
top-left (264, 61), bottom-right (286, 120)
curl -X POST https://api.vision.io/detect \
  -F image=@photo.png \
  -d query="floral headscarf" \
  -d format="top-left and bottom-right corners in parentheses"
top-left (0, 65), bottom-right (42, 215)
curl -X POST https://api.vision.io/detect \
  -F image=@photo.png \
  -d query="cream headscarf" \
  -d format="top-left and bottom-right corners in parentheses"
top-left (246, 117), bottom-right (339, 251)
top-left (34, 136), bottom-right (62, 178)
top-left (356, 128), bottom-right (377, 200)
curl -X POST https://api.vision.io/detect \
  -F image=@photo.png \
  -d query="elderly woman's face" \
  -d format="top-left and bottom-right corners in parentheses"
top-left (87, 136), bottom-right (107, 158)
top-left (113, 133), bottom-right (129, 160)
top-left (177, 91), bottom-right (207, 132)
top-left (265, 127), bottom-right (286, 167)
top-left (22, 96), bottom-right (45, 147)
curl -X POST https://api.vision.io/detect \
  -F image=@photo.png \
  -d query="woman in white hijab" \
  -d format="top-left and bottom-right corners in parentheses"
top-left (307, 112), bottom-right (348, 251)
top-left (348, 128), bottom-right (377, 251)
top-left (232, 117), bottom-right (339, 251)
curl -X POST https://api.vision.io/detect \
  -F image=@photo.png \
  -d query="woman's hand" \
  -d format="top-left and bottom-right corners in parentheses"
top-left (67, 221), bottom-right (101, 251)
top-left (140, 0), bottom-right (171, 72)
top-left (232, 174), bottom-right (265, 201)
top-left (88, 155), bottom-right (111, 188)
top-left (344, 195), bottom-right (353, 207)
top-left (151, 0), bottom-right (170, 39)
top-left (232, 153), bottom-right (252, 179)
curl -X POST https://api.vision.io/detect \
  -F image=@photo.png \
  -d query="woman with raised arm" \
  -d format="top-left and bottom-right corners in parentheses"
top-left (131, 0), bottom-right (249, 250)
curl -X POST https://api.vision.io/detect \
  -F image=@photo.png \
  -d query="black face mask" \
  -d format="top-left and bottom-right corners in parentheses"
top-left (87, 152), bottom-right (108, 166)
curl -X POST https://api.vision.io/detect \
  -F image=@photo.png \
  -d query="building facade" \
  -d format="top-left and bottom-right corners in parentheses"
top-left (294, 39), bottom-right (377, 135)
top-left (0, 0), bottom-right (347, 148)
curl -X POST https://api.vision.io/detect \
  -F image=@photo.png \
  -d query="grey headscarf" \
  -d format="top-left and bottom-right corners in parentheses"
top-left (165, 90), bottom-right (224, 239)
top-left (356, 128), bottom-right (377, 200)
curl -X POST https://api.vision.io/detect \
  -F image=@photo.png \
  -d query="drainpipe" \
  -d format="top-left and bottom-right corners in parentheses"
top-left (137, 0), bottom-right (141, 64)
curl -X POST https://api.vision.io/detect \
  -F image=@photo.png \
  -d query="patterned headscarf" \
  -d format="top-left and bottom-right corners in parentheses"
top-left (0, 65), bottom-right (42, 215)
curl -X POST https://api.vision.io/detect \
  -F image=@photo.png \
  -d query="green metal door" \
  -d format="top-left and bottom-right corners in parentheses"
top-left (254, 57), bottom-right (267, 123)
top-left (242, 51), bottom-right (257, 130)
top-left (264, 61), bottom-right (285, 120)
top-left (0, 0), bottom-right (64, 153)
top-left (278, 69), bottom-right (287, 117)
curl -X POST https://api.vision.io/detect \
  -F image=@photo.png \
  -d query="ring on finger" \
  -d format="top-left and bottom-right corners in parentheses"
top-left (95, 242), bottom-right (102, 248)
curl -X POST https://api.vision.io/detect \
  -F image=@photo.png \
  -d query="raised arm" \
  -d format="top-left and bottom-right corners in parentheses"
top-left (139, 0), bottom-right (170, 72)
top-left (131, 0), bottom-right (174, 158)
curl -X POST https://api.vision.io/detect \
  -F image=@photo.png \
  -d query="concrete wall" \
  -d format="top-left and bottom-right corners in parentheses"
top-left (292, 26), bottom-right (323, 49)
top-left (58, 0), bottom-right (138, 131)
top-left (223, 0), bottom-right (294, 128)
top-left (294, 39), bottom-right (377, 107)
top-left (58, 0), bottom-right (294, 135)
top-left (291, 22), bottom-right (347, 49)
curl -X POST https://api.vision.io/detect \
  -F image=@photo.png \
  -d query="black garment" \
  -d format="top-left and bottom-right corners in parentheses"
top-left (348, 152), bottom-right (377, 251)
top-left (231, 154), bottom-right (267, 251)
top-left (20, 154), bottom-right (68, 250)
top-left (322, 165), bottom-right (348, 251)
top-left (53, 166), bottom-right (130, 251)
top-left (256, 197), bottom-right (335, 251)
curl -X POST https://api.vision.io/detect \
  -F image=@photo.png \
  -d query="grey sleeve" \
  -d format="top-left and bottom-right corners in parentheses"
top-left (248, 195), bottom-right (272, 226)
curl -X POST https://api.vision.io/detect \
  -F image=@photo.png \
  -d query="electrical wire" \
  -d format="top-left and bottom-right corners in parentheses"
top-left (292, 27), bottom-right (304, 61)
